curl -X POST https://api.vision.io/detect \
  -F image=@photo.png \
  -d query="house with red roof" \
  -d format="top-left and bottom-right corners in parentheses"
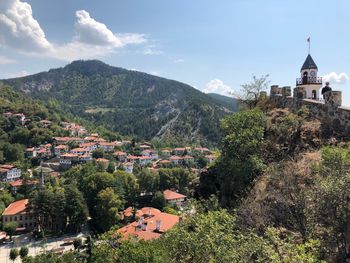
top-left (2, 199), bottom-right (36, 231)
top-left (138, 156), bottom-right (152, 166)
top-left (59, 153), bottom-right (79, 169)
top-left (116, 207), bottom-right (180, 241)
top-left (173, 147), bottom-right (186, 155)
top-left (98, 142), bottom-right (116, 152)
top-left (113, 151), bottom-right (127, 162)
top-left (25, 147), bottom-right (37, 158)
top-left (9, 179), bottom-right (38, 194)
top-left (163, 190), bottom-right (186, 205)
top-left (54, 145), bottom-right (68, 156)
top-left (169, 156), bottom-right (182, 165)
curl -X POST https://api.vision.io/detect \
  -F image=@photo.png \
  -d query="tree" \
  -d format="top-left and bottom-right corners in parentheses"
top-left (114, 170), bottom-right (139, 206)
top-left (137, 169), bottom-right (159, 194)
top-left (93, 187), bottom-right (123, 232)
top-left (64, 184), bottom-right (89, 232)
top-left (19, 246), bottom-right (29, 259)
top-left (92, 148), bottom-right (105, 159)
top-left (151, 191), bottom-right (166, 210)
top-left (235, 74), bottom-right (270, 109)
top-left (73, 238), bottom-right (82, 250)
top-left (201, 110), bottom-right (266, 208)
top-left (4, 222), bottom-right (17, 240)
top-left (9, 248), bottom-right (19, 262)
top-left (29, 187), bottom-right (66, 233)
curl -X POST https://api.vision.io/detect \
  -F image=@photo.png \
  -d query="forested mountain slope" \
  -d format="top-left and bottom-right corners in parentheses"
top-left (3, 60), bottom-right (237, 145)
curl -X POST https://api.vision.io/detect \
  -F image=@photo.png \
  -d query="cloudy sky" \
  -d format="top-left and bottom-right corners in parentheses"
top-left (1, 0), bottom-right (350, 105)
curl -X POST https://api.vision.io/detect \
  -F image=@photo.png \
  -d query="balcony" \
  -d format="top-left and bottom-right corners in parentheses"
top-left (296, 76), bottom-right (322, 86)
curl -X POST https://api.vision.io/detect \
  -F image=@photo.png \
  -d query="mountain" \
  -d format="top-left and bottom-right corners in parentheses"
top-left (207, 93), bottom-right (239, 112)
top-left (3, 60), bottom-right (236, 145)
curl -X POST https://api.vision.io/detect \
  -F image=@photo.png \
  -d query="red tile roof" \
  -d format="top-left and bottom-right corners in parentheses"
top-left (113, 151), bottom-right (127, 156)
top-left (170, 156), bottom-right (182, 160)
top-left (163, 190), bottom-right (186, 200)
top-left (96, 158), bottom-right (109, 163)
top-left (117, 208), bottom-right (179, 241)
top-left (9, 179), bottom-right (37, 187)
top-left (2, 199), bottom-right (29, 216)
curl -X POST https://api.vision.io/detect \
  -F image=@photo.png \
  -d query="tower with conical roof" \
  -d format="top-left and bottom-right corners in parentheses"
top-left (296, 54), bottom-right (322, 100)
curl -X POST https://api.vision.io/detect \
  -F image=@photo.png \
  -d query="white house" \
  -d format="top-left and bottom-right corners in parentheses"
top-left (0, 164), bottom-right (21, 182)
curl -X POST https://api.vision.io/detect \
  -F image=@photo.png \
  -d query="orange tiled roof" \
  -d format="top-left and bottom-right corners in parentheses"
top-left (163, 190), bottom-right (186, 200)
top-left (9, 179), bottom-right (37, 187)
top-left (169, 156), bottom-right (182, 160)
top-left (96, 158), bottom-right (109, 163)
top-left (113, 151), bottom-right (127, 156)
top-left (2, 199), bottom-right (29, 216)
top-left (117, 208), bottom-right (179, 241)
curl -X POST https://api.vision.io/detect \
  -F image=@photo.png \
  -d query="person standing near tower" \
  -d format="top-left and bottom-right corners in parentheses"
top-left (321, 81), bottom-right (332, 101)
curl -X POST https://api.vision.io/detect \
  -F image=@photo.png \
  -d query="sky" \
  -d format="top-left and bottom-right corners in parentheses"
top-left (0, 0), bottom-right (350, 106)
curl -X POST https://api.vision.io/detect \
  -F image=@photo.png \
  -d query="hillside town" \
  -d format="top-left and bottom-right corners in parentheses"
top-left (0, 111), bottom-right (216, 260)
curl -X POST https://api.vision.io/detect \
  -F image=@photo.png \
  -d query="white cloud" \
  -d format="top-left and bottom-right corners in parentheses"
top-left (202, 79), bottom-right (234, 96)
top-left (0, 0), bottom-right (53, 52)
top-left (143, 45), bottom-right (163, 55)
top-left (0, 2), bottom-right (147, 60)
top-left (174, 59), bottom-right (184, 63)
top-left (0, 55), bottom-right (15, 64)
top-left (74, 10), bottom-right (146, 48)
top-left (323, 72), bottom-right (349, 85)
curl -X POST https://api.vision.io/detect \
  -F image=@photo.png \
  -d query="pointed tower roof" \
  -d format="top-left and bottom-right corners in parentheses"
top-left (301, 54), bottom-right (318, 71)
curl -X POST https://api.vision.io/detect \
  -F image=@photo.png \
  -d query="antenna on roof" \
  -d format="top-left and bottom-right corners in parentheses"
top-left (307, 37), bottom-right (311, 55)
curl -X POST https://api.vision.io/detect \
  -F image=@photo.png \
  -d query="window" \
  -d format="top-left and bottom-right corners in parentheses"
top-left (20, 216), bottom-right (22, 221)
top-left (14, 216), bottom-right (17, 221)
top-left (4, 217), bottom-right (7, 222)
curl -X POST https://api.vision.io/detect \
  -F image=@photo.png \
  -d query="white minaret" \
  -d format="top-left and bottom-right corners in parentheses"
top-left (296, 54), bottom-right (322, 100)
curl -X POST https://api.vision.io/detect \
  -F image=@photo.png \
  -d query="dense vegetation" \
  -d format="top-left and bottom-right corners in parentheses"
top-left (4, 73), bottom-right (350, 262)
top-left (3, 60), bottom-right (237, 145)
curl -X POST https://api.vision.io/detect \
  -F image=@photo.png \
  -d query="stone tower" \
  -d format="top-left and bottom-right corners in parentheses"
top-left (296, 54), bottom-right (322, 100)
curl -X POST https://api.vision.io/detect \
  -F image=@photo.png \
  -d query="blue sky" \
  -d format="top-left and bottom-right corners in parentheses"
top-left (1, 0), bottom-right (350, 105)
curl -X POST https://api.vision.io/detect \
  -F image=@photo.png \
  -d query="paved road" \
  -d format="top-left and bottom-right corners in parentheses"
top-left (0, 232), bottom-right (86, 263)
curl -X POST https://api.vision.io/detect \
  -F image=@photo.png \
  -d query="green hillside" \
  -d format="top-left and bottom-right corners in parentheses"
top-left (3, 60), bottom-right (236, 145)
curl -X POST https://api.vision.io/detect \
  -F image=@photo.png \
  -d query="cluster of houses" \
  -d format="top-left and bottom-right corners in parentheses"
top-left (24, 131), bottom-right (217, 174)
top-left (1, 189), bottom-right (187, 238)
top-left (2, 112), bottom-right (87, 137)
top-left (114, 145), bottom-right (216, 174)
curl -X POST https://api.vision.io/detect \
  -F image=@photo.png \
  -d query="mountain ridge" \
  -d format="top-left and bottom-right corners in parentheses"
top-left (3, 60), bottom-right (237, 145)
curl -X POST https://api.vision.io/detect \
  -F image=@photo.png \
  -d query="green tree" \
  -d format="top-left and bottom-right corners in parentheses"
top-left (64, 184), bottom-right (89, 232)
top-left (201, 110), bottom-right (266, 208)
top-left (151, 191), bottom-right (166, 210)
top-left (93, 187), bottom-right (123, 232)
top-left (137, 169), bottom-right (159, 193)
top-left (236, 74), bottom-right (270, 109)
top-left (92, 148), bottom-right (105, 159)
top-left (114, 170), bottom-right (139, 206)
top-left (9, 248), bottom-right (19, 262)
top-left (4, 222), bottom-right (17, 240)
top-left (73, 238), bottom-right (82, 250)
top-left (19, 246), bottom-right (29, 259)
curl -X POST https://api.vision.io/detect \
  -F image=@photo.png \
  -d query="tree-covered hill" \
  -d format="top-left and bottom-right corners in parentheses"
top-left (3, 60), bottom-right (237, 145)
top-left (207, 93), bottom-right (238, 112)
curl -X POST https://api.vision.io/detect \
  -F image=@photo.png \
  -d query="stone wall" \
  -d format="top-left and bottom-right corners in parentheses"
top-left (269, 86), bottom-right (350, 138)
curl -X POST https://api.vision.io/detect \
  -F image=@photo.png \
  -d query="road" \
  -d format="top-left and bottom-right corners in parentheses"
top-left (0, 232), bottom-right (86, 263)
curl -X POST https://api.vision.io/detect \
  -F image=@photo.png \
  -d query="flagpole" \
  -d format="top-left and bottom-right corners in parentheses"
top-left (308, 38), bottom-right (311, 54)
